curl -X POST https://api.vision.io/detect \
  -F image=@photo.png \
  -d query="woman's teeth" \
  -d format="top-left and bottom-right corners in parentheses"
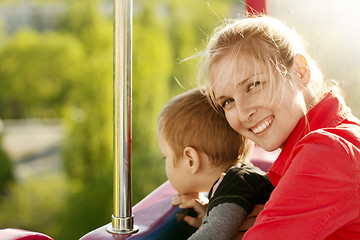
top-left (251, 117), bottom-right (273, 134)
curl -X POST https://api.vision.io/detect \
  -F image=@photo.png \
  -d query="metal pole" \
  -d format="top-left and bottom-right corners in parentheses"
top-left (107, 0), bottom-right (138, 234)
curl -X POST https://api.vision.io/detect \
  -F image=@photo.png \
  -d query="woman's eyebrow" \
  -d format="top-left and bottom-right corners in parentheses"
top-left (214, 95), bottom-right (226, 104)
top-left (214, 73), bottom-right (264, 102)
top-left (237, 76), bottom-right (252, 87)
top-left (237, 73), bottom-right (264, 87)
top-left (238, 74), bottom-right (258, 86)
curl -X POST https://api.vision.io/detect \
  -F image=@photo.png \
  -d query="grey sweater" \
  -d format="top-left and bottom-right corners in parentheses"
top-left (188, 203), bottom-right (247, 239)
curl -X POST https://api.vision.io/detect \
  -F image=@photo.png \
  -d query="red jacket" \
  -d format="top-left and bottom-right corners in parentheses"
top-left (244, 91), bottom-right (360, 239)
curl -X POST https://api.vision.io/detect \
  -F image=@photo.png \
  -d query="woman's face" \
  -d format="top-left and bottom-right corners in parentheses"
top-left (210, 55), bottom-right (305, 151)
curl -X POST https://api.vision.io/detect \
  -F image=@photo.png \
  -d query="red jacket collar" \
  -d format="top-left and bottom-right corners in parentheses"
top-left (268, 91), bottom-right (351, 185)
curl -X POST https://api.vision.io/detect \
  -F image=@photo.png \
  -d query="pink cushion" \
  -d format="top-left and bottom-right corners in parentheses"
top-left (0, 229), bottom-right (53, 240)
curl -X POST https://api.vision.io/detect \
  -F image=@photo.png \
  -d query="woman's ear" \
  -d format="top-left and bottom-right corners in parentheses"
top-left (183, 147), bottom-right (201, 175)
top-left (294, 54), bottom-right (311, 86)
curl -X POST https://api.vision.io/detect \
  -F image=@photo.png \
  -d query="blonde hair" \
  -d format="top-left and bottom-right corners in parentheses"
top-left (200, 16), bottom-right (328, 112)
top-left (158, 88), bottom-right (250, 168)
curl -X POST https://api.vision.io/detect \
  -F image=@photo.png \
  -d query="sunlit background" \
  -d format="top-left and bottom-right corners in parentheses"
top-left (0, 0), bottom-right (359, 239)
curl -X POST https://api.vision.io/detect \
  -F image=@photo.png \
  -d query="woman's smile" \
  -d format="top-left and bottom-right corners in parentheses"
top-left (250, 115), bottom-right (274, 134)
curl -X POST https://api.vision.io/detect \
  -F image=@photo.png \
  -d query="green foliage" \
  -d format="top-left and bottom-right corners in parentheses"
top-left (60, 0), bottom-right (113, 181)
top-left (56, 164), bottom-right (113, 240)
top-left (61, 49), bottom-right (113, 181)
top-left (58, 0), bottom-right (112, 55)
top-left (0, 134), bottom-right (14, 194)
top-left (0, 174), bottom-right (68, 235)
top-left (162, 0), bottom-right (232, 92)
top-left (131, 0), bottom-right (173, 202)
top-left (58, 2), bottom-right (114, 237)
top-left (0, 30), bottom-right (84, 118)
top-left (0, 21), bottom-right (6, 47)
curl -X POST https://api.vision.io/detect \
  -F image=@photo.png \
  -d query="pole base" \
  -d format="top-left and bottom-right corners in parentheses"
top-left (106, 215), bottom-right (139, 235)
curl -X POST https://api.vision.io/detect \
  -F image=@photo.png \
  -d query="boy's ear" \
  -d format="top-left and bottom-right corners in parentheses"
top-left (183, 147), bottom-right (201, 175)
top-left (294, 54), bottom-right (311, 86)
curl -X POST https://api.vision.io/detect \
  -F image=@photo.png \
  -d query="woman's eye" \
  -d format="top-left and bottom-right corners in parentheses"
top-left (221, 98), bottom-right (234, 108)
top-left (247, 81), bottom-right (261, 92)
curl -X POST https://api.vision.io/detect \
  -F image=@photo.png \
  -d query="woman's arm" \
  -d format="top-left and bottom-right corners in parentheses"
top-left (235, 204), bottom-right (264, 240)
top-left (244, 133), bottom-right (360, 239)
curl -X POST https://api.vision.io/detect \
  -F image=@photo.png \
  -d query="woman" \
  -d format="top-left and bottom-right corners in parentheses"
top-left (175, 16), bottom-right (360, 239)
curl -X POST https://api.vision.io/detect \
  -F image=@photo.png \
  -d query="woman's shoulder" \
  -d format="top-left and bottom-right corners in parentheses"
top-left (292, 127), bottom-right (360, 178)
top-left (303, 123), bottom-right (360, 151)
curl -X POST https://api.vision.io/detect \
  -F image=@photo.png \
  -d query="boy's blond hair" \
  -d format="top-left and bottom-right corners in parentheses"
top-left (158, 88), bottom-right (250, 168)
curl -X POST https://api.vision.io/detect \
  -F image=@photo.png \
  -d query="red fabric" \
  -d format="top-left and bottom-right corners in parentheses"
top-left (246, 0), bottom-right (268, 16)
top-left (244, 91), bottom-right (360, 239)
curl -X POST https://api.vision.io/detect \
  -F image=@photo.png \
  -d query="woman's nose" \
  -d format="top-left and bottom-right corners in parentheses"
top-left (235, 99), bottom-right (255, 122)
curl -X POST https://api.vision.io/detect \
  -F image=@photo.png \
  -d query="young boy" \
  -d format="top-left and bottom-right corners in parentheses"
top-left (157, 88), bottom-right (274, 239)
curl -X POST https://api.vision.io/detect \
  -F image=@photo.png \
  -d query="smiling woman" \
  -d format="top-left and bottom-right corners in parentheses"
top-left (205, 16), bottom-right (322, 151)
top-left (201, 14), bottom-right (360, 240)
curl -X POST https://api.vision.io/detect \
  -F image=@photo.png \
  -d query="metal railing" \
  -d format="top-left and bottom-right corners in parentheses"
top-left (107, 0), bottom-right (138, 234)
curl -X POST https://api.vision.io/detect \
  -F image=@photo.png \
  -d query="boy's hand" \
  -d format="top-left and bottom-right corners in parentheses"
top-left (172, 193), bottom-right (209, 228)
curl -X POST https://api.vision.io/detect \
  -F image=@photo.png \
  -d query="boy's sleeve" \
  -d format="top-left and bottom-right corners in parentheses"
top-left (208, 165), bottom-right (274, 215)
top-left (188, 203), bottom-right (247, 240)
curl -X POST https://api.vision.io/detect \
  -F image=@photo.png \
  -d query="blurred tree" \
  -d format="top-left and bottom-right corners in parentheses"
top-left (59, 0), bottom-right (113, 181)
top-left (58, 0), bottom-right (111, 55)
top-left (0, 151), bottom-right (13, 194)
top-left (0, 128), bottom-right (14, 195)
top-left (163, 0), bottom-right (232, 94)
top-left (0, 1), bottom-right (114, 238)
top-left (56, 0), bottom-right (114, 237)
top-left (56, 165), bottom-right (113, 240)
top-left (131, 0), bottom-right (173, 202)
top-left (0, 21), bottom-right (6, 47)
top-left (0, 30), bottom-right (84, 119)
top-left (0, 174), bottom-right (68, 235)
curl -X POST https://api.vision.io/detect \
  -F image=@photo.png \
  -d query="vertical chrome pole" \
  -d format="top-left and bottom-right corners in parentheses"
top-left (107, 0), bottom-right (138, 234)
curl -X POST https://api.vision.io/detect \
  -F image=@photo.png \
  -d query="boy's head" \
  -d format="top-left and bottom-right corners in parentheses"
top-left (157, 88), bottom-right (249, 170)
